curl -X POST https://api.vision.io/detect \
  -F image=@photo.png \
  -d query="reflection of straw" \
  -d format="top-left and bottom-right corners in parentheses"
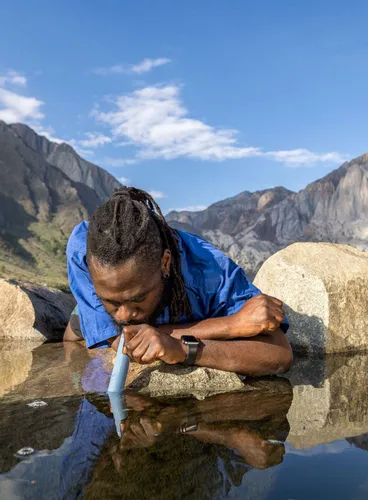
top-left (107, 333), bottom-right (130, 393)
top-left (107, 333), bottom-right (130, 437)
top-left (108, 392), bottom-right (128, 437)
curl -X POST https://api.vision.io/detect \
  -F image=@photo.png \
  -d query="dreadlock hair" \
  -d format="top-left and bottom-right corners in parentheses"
top-left (86, 186), bottom-right (192, 323)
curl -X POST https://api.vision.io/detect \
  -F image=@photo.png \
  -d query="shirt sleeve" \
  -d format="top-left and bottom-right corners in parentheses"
top-left (205, 250), bottom-right (289, 334)
top-left (66, 223), bottom-right (118, 348)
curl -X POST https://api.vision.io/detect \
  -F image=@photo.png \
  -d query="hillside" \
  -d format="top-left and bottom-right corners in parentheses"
top-left (0, 121), bottom-right (121, 288)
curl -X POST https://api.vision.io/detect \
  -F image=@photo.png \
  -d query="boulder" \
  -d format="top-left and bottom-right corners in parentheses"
top-left (127, 363), bottom-right (245, 399)
top-left (0, 279), bottom-right (75, 342)
top-left (254, 243), bottom-right (368, 355)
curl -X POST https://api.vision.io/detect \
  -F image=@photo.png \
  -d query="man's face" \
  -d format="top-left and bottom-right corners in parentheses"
top-left (89, 251), bottom-right (170, 328)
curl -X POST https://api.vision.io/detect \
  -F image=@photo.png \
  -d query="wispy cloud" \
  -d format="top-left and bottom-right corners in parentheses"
top-left (93, 84), bottom-right (348, 167)
top-left (102, 157), bottom-right (137, 167)
top-left (148, 190), bottom-right (167, 199)
top-left (132, 58), bottom-right (171, 74)
top-left (264, 149), bottom-right (345, 167)
top-left (77, 132), bottom-right (112, 148)
top-left (169, 205), bottom-right (208, 212)
top-left (33, 125), bottom-right (64, 144)
top-left (0, 70), bottom-right (27, 88)
top-left (93, 57), bottom-right (171, 76)
top-left (117, 176), bottom-right (129, 184)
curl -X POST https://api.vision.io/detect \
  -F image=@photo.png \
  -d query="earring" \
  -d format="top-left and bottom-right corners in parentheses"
top-left (164, 272), bottom-right (170, 280)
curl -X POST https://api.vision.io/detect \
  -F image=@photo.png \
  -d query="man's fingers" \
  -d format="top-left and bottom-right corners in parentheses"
top-left (264, 319), bottom-right (280, 332)
top-left (268, 305), bottom-right (285, 324)
top-left (123, 328), bottom-right (149, 354)
top-left (273, 310), bottom-right (285, 324)
top-left (123, 325), bottom-right (141, 342)
top-left (266, 295), bottom-right (283, 307)
top-left (257, 294), bottom-right (283, 307)
top-left (140, 343), bottom-right (162, 364)
top-left (130, 340), bottom-right (151, 364)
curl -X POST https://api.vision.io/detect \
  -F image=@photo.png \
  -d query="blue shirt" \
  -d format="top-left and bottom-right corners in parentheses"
top-left (67, 221), bottom-right (288, 348)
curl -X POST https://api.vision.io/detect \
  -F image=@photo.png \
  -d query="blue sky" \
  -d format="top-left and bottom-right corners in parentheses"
top-left (1, 0), bottom-right (367, 213)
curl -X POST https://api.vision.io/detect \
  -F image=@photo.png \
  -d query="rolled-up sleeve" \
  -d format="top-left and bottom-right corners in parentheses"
top-left (66, 222), bottom-right (118, 348)
top-left (205, 250), bottom-right (289, 334)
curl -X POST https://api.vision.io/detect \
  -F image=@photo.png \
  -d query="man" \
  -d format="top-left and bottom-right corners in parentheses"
top-left (64, 186), bottom-right (293, 376)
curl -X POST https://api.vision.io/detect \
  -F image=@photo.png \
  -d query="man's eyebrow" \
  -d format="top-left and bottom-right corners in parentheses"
top-left (100, 291), bottom-right (149, 303)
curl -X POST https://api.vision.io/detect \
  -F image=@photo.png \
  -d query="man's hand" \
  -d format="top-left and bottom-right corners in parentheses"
top-left (123, 324), bottom-right (187, 365)
top-left (230, 294), bottom-right (285, 338)
top-left (120, 416), bottom-right (164, 450)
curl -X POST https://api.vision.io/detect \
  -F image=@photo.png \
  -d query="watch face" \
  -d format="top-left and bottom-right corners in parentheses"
top-left (181, 335), bottom-right (199, 345)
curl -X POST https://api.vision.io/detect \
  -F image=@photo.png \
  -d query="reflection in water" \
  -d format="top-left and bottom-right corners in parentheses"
top-left (83, 385), bottom-right (292, 499)
top-left (2, 342), bottom-right (368, 499)
top-left (286, 354), bottom-right (368, 449)
top-left (0, 340), bottom-right (292, 499)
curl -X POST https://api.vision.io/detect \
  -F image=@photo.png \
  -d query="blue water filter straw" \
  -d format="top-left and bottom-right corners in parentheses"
top-left (107, 332), bottom-right (130, 437)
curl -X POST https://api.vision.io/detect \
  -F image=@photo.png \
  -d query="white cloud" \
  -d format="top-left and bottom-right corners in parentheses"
top-left (148, 190), bottom-right (167, 199)
top-left (264, 149), bottom-right (345, 166)
top-left (93, 57), bottom-right (170, 76)
top-left (93, 64), bottom-right (129, 76)
top-left (117, 176), bottom-right (129, 184)
top-left (131, 58), bottom-right (171, 74)
top-left (93, 84), bottom-right (348, 167)
top-left (77, 148), bottom-right (95, 158)
top-left (169, 205), bottom-right (208, 212)
top-left (78, 132), bottom-right (112, 148)
top-left (0, 70), bottom-right (27, 88)
top-left (103, 157), bottom-right (137, 167)
top-left (33, 125), bottom-right (64, 143)
top-left (0, 87), bottom-right (44, 123)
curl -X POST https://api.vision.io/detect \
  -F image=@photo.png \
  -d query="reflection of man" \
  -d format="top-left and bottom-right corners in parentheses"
top-left (65, 186), bottom-right (292, 376)
top-left (83, 383), bottom-right (292, 499)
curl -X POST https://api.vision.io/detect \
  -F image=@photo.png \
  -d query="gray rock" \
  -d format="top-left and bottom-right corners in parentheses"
top-left (254, 242), bottom-right (368, 355)
top-left (127, 363), bottom-right (246, 398)
top-left (0, 279), bottom-right (75, 342)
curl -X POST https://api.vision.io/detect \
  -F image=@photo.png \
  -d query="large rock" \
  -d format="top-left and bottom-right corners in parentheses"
top-left (0, 279), bottom-right (75, 342)
top-left (127, 364), bottom-right (246, 398)
top-left (254, 242), bottom-right (368, 355)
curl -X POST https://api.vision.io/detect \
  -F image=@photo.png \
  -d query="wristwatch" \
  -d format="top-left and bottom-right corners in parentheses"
top-left (181, 335), bottom-right (200, 366)
top-left (179, 415), bottom-right (198, 434)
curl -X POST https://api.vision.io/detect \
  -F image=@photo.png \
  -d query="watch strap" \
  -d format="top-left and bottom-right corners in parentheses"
top-left (183, 342), bottom-right (199, 366)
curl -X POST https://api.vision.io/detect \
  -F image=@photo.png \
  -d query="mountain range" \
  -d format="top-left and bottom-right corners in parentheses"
top-left (0, 121), bottom-right (367, 287)
top-left (166, 155), bottom-right (368, 279)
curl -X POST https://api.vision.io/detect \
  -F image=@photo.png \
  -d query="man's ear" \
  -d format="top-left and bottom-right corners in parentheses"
top-left (161, 249), bottom-right (171, 276)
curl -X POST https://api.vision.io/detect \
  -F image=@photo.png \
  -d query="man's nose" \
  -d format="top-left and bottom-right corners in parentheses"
top-left (115, 304), bottom-right (138, 323)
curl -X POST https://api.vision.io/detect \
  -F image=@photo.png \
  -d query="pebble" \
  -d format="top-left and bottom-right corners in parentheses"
top-left (15, 447), bottom-right (35, 457)
top-left (27, 400), bottom-right (48, 408)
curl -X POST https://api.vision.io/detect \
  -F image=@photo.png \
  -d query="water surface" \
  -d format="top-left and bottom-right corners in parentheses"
top-left (1, 342), bottom-right (368, 499)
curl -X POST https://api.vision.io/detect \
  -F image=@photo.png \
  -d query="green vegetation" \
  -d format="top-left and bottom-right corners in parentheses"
top-left (0, 221), bottom-right (69, 290)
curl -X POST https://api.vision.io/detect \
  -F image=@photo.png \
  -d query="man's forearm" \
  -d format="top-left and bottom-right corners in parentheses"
top-left (192, 330), bottom-right (293, 376)
top-left (158, 317), bottom-right (233, 340)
